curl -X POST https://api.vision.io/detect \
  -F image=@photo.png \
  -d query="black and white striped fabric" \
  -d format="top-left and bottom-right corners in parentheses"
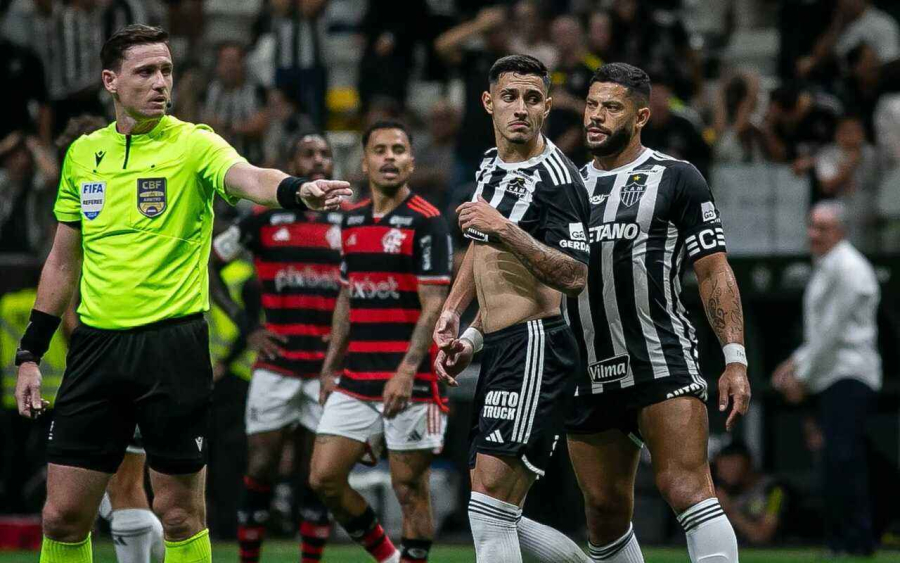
top-left (202, 81), bottom-right (267, 164)
top-left (273, 13), bottom-right (323, 71)
top-left (511, 319), bottom-right (546, 445)
top-left (463, 138), bottom-right (591, 266)
top-left (588, 524), bottom-right (636, 560)
top-left (32, 5), bottom-right (103, 101)
top-left (565, 148), bottom-right (727, 397)
top-left (677, 499), bottom-right (726, 533)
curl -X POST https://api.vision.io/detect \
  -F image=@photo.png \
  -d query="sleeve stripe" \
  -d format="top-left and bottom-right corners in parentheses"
top-left (549, 152), bottom-right (572, 183)
top-left (545, 153), bottom-right (566, 185)
top-left (541, 161), bottom-right (561, 185)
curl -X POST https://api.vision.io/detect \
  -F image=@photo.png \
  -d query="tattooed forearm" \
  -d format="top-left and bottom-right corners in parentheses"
top-left (698, 263), bottom-right (745, 345)
top-left (321, 287), bottom-right (350, 375)
top-left (400, 285), bottom-right (449, 372)
top-left (497, 222), bottom-right (587, 297)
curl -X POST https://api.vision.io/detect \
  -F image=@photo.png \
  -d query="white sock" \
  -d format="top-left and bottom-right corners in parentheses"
top-left (98, 493), bottom-right (113, 521)
top-left (517, 516), bottom-right (590, 562)
top-left (110, 508), bottom-right (165, 563)
top-left (468, 492), bottom-right (523, 563)
top-left (678, 499), bottom-right (739, 563)
top-left (588, 523), bottom-right (644, 562)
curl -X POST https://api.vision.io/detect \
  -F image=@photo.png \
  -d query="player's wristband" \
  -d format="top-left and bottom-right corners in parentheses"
top-left (276, 176), bottom-right (310, 210)
top-left (16, 309), bottom-right (62, 366)
top-left (460, 327), bottom-right (484, 354)
top-left (722, 343), bottom-right (747, 366)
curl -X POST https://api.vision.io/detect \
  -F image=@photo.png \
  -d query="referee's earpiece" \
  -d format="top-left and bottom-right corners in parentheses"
top-left (166, 100), bottom-right (172, 110)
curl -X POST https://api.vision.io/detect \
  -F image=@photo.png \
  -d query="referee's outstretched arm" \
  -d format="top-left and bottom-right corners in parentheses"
top-left (223, 162), bottom-right (351, 212)
top-left (14, 223), bottom-right (82, 418)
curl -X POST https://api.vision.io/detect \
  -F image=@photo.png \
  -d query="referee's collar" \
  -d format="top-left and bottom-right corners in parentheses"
top-left (111, 115), bottom-right (170, 143)
top-left (586, 147), bottom-right (653, 176)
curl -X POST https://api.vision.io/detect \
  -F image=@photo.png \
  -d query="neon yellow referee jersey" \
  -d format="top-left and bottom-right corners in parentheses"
top-left (54, 116), bottom-right (247, 329)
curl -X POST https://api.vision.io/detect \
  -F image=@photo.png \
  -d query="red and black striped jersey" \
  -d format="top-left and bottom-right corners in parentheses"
top-left (213, 207), bottom-right (343, 378)
top-left (338, 193), bottom-right (453, 405)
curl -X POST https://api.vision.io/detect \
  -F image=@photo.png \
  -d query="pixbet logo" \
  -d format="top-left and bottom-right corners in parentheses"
top-left (350, 276), bottom-right (400, 299)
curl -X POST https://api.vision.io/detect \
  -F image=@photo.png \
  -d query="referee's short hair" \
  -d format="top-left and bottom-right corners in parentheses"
top-left (489, 54), bottom-right (551, 92)
top-left (101, 24), bottom-right (170, 71)
top-left (590, 63), bottom-right (651, 108)
top-left (362, 120), bottom-right (413, 149)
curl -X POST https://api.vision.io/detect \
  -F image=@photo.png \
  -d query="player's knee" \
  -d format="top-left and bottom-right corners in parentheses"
top-left (655, 467), bottom-right (709, 512)
top-left (246, 448), bottom-right (279, 482)
top-left (392, 475), bottom-right (428, 512)
top-left (582, 480), bottom-right (632, 525)
top-left (42, 502), bottom-right (91, 542)
top-left (309, 467), bottom-right (345, 501)
top-left (157, 506), bottom-right (201, 540)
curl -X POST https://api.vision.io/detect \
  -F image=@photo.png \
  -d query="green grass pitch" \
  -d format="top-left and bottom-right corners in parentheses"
top-left (0, 541), bottom-right (896, 562)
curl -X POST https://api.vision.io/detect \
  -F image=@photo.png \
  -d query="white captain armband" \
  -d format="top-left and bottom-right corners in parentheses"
top-left (723, 343), bottom-right (747, 366)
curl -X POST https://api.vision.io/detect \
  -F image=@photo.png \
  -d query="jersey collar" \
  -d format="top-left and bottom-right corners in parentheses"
top-left (495, 136), bottom-right (557, 170)
top-left (586, 147), bottom-right (653, 177)
top-left (110, 115), bottom-right (170, 144)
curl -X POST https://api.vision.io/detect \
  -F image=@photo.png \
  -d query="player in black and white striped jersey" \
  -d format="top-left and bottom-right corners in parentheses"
top-left (564, 63), bottom-right (751, 563)
top-left (434, 55), bottom-right (593, 562)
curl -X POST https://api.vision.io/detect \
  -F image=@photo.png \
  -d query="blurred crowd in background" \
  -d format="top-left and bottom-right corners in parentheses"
top-left (3, 0), bottom-right (900, 260)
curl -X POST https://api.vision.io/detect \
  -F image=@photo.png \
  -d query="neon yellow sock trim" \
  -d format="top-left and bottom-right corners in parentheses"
top-left (164, 528), bottom-right (212, 563)
top-left (40, 534), bottom-right (92, 563)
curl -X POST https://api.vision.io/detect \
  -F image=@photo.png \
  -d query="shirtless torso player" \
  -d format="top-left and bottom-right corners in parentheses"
top-left (434, 54), bottom-right (593, 562)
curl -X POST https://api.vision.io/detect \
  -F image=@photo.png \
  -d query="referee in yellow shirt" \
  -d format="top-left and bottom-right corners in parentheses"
top-left (13, 25), bottom-right (351, 563)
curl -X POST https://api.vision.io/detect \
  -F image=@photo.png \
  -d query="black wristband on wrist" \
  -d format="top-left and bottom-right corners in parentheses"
top-left (276, 176), bottom-right (310, 210)
top-left (16, 309), bottom-right (62, 366)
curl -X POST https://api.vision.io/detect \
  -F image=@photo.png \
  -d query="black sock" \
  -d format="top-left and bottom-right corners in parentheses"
top-left (400, 538), bottom-right (433, 562)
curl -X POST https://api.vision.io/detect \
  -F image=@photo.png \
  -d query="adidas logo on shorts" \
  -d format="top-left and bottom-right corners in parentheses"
top-left (485, 429), bottom-right (504, 444)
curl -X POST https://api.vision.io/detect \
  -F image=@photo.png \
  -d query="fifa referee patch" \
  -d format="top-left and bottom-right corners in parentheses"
top-left (137, 178), bottom-right (168, 218)
top-left (81, 181), bottom-right (106, 220)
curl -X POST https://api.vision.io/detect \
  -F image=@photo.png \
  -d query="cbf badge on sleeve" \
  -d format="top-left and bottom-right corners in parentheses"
top-left (137, 178), bottom-right (167, 218)
top-left (80, 181), bottom-right (106, 220)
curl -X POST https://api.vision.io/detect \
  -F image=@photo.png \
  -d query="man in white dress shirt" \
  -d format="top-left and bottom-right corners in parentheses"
top-left (773, 200), bottom-right (881, 557)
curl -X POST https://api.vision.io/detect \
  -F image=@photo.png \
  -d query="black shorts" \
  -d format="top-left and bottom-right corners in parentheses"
top-left (47, 314), bottom-right (212, 474)
top-left (468, 316), bottom-right (578, 478)
top-left (565, 370), bottom-right (707, 446)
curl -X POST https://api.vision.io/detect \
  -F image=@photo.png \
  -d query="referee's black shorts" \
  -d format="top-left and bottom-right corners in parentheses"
top-left (47, 313), bottom-right (212, 474)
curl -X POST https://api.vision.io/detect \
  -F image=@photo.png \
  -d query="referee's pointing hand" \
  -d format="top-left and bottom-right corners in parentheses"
top-left (300, 179), bottom-right (353, 211)
top-left (15, 363), bottom-right (49, 419)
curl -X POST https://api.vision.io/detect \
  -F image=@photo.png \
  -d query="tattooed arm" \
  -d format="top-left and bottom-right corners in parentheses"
top-left (384, 283), bottom-right (449, 417)
top-left (695, 252), bottom-right (745, 346)
top-left (495, 221), bottom-right (588, 297)
top-left (694, 252), bottom-right (751, 431)
top-left (457, 196), bottom-right (588, 297)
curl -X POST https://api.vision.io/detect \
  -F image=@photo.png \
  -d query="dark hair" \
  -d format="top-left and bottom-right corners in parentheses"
top-left (771, 82), bottom-right (801, 111)
top-left (56, 114), bottom-right (107, 151)
top-left (101, 24), bottom-right (170, 71)
top-left (717, 441), bottom-right (752, 460)
top-left (217, 40), bottom-right (247, 57)
top-left (361, 120), bottom-right (413, 149)
top-left (589, 62), bottom-right (651, 107)
top-left (488, 54), bottom-right (551, 91)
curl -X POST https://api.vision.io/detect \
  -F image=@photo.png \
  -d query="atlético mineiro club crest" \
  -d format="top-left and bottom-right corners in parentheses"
top-left (137, 178), bottom-right (167, 218)
top-left (620, 173), bottom-right (648, 208)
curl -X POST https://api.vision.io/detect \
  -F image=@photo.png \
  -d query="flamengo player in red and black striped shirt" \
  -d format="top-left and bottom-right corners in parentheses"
top-left (310, 121), bottom-right (452, 563)
top-left (211, 134), bottom-right (338, 563)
